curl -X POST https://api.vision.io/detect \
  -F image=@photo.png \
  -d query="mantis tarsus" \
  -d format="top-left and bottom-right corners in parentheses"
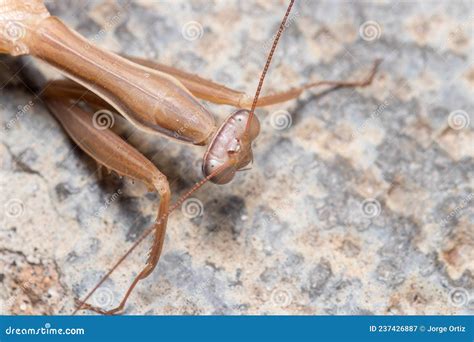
top-left (1, 0), bottom-right (381, 314)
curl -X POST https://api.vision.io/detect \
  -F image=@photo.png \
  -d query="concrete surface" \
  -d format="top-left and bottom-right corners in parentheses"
top-left (0, 0), bottom-right (473, 315)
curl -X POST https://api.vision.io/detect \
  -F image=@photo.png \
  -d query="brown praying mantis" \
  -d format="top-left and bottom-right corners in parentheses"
top-left (0, 0), bottom-right (381, 314)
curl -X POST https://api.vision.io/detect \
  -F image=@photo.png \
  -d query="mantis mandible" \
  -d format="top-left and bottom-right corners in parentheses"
top-left (0, 0), bottom-right (380, 314)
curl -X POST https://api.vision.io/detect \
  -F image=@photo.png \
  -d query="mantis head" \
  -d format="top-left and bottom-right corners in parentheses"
top-left (202, 109), bottom-right (260, 184)
top-left (202, 0), bottom-right (295, 184)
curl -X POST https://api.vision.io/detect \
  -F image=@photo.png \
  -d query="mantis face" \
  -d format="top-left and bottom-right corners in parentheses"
top-left (202, 110), bottom-right (260, 184)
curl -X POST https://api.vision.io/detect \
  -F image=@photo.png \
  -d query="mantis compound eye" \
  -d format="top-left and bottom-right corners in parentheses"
top-left (202, 109), bottom-right (260, 184)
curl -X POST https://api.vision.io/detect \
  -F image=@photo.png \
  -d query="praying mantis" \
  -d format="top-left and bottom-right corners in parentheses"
top-left (0, 0), bottom-right (381, 314)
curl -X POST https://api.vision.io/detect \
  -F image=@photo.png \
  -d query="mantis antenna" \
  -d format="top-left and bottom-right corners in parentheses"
top-left (73, 0), bottom-right (296, 314)
top-left (245, 0), bottom-right (295, 133)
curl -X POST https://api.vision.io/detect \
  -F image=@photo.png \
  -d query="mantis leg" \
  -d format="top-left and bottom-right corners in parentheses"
top-left (42, 92), bottom-right (171, 315)
top-left (45, 57), bottom-right (381, 110)
top-left (125, 55), bottom-right (382, 108)
top-left (43, 79), bottom-right (112, 110)
top-left (74, 192), bottom-right (170, 315)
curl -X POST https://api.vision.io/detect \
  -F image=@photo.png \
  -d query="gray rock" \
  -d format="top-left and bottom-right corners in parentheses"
top-left (0, 0), bottom-right (472, 315)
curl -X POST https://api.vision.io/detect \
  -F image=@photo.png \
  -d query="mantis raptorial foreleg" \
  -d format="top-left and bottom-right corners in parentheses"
top-left (43, 94), bottom-right (171, 315)
top-left (1, 0), bottom-right (217, 144)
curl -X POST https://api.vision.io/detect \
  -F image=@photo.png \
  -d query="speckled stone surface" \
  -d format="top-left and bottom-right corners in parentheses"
top-left (0, 0), bottom-right (473, 315)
